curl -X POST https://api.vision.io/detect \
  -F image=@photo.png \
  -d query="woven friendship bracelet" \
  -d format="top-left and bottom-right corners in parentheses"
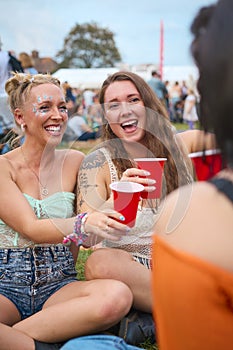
top-left (62, 213), bottom-right (89, 246)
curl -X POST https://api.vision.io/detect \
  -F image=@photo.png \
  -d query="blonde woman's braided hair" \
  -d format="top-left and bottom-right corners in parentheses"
top-left (3, 73), bottom-right (62, 149)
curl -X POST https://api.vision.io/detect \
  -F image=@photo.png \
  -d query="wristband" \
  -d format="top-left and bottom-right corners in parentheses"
top-left (63, 213), bottom-right (89, 246)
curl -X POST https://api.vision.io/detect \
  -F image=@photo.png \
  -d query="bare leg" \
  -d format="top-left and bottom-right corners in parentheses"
top-left (0, 295), bottom-right (34, 350)
top-left (85, 248), bottom-right (152, 313)
top-left (0, 323), bottom-right (35, 350)
top-left (13, 279), bottom-right (132, 343)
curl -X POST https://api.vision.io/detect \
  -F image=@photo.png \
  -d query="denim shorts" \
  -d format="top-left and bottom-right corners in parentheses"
top-left (0, 245), bottom-right (78, 319)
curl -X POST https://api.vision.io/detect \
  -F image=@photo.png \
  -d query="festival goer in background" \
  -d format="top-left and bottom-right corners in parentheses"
top-left (183, 88), bottom-right (199, 129)
top-left (18, 52), bottom-right (38, 75)
top-left (0, 37), bottom-right (10, 94)
top-left (152, 1), bottom-right (233, 349)
top-left (147, 70), bottom-right (167, 106)
top-left (173, 99), bottom-right (184, 123)
top-left (86, 92), bottom-right (102, 132)
top-left (76, 71), bottom-right (216, 344)
top-left (66, 104), bottom-right (100, 141)
top-left (168, 81), bottom-right (182, 122)
top-left (62, 81), bottom-right (76, 104)
top-left (0, 37), bottom-right (16, 153)
top-left (0, 72), bottom-right (133, 349)
top-left (163, 80), bottom-right (170, 116)
top-left (180, 80), bottom-right (188, 100)
top-left (82, 88), bottom-right (95, 111)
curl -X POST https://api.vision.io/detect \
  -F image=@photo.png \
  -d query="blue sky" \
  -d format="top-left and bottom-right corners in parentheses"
top-left (1, 0), bottom-right (215, 66)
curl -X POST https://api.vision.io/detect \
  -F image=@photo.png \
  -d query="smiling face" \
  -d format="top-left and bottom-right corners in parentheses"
top-left (20, 83), bottom-right (68, 145)
top-left (103, 80), bottom-right (147, 144)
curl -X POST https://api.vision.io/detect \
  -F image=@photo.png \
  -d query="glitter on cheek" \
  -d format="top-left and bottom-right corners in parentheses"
top-left (32, 104), bottom-right (37, 114)
top-left (39, 110), bottom-right (48, 116)
top-left (37, 96), bottom-right (42, 103)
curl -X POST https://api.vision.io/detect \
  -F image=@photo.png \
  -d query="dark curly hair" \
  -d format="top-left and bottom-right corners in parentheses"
top-left (190, 0), bottom-right (233, 168)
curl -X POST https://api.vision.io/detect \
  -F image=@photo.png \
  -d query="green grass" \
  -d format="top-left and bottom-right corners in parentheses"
top-left (76, 248), bottom-right (92, 280)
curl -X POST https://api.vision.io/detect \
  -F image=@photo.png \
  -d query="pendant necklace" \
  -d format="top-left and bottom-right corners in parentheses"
top-left (21, 146), bottom-right (50, 196)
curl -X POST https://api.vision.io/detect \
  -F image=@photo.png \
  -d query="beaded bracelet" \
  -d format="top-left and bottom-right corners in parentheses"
top-left (63, 213), bottom-right (89, 246)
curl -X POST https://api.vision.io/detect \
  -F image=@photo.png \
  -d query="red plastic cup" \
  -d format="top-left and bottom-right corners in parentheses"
top-left (189, 149), bottom-right (223, 181)
top-left (109, 181), bottom-right (144, 227)
top-left (134, 158), bottom-right (167, 199)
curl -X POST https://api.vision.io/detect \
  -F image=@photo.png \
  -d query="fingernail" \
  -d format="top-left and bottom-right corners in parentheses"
top-left (119, 215), bottom-right (125, 221)
top-left (125, 227), bottom-right (131, 233)
top-left (148, 179), bottom-right (156, 184)
top-left (143, 171), bottom-right (150, 176)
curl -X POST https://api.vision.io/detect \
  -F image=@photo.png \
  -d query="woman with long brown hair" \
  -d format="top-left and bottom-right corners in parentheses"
top-left (76, 71), bottom-right (215, 336)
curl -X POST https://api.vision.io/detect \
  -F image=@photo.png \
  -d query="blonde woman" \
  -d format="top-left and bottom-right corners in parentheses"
top-left (0, 73), bottom-right (132, 349)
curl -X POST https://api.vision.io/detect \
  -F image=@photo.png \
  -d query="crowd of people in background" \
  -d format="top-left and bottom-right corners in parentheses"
top-left (1, 34), bottom-right (201, 154)
top-left (147, 70), bottom-right (199, 128)
top-left (61, 82), bottom-right (102, 142)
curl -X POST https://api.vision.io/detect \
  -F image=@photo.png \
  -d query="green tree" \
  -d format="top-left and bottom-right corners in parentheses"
top-left (56, 22), bottom-right (121, 68)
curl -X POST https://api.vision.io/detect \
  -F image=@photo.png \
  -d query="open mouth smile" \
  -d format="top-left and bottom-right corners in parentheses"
top-left (121, 119), bottom-right (138, 132)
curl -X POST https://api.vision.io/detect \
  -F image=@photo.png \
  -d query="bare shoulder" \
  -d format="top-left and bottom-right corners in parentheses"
top-left (175, 130), bottom-right (203, 153)
top-left (155, 181), bottom-right (233, 272)
top-left (0, 154), bottom-right (13, 171)
top-left (56, 148), bottom-right (84, 166)
top-left (0, 151), bottom-right (19, 177)
top-left (176, 130), bottom-right (216, 153)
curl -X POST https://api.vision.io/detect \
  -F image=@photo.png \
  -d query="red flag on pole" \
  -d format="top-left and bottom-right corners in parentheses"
top-left (159, 20), bottom-right (164, 81)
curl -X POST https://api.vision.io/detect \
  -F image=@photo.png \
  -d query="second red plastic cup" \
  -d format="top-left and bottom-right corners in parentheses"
top-left (188, 149), bottom-right (223, 181)
top-left (109, 181), bottom-right (144, 227)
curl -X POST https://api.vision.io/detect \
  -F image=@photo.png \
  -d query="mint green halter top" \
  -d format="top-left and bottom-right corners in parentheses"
top-left (0, 192), bottom-right (75, 248)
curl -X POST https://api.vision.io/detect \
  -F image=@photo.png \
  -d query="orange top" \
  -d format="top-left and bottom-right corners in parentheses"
top-left (152, 236), bottom-right (233, 350)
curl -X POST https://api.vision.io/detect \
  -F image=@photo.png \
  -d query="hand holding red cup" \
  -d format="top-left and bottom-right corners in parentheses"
top-left (109, 181), bottom-right (144, 227)
top-left (134, 158), bottom-right (167, 199)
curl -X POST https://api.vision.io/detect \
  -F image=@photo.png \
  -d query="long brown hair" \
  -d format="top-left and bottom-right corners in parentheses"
top-left (99, 71), bottom-right (193, 194)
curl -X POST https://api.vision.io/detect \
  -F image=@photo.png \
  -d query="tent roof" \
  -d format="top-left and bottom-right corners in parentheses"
top-left (52, 67), bottom-right (119, 89)
top-left (53, 65), bottom-right (199, 89)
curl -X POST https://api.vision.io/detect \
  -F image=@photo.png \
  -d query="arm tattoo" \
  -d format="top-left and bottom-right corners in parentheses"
top-left (80, 150), bottom-right (106, 170)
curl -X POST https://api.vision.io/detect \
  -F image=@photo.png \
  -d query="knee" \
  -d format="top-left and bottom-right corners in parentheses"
top-left (97, 281), bottom-right (133, 324)
top-left (84, 249), bottom-right (113, 280)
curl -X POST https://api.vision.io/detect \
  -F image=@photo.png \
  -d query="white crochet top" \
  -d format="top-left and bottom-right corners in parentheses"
top-left (100, 147), bottom-right (159, 265)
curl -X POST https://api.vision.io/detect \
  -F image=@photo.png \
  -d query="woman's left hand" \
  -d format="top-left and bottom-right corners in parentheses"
top-left (84, 210), bottom-right (131, 243)
top-left (121, 168), bottom-right (156, 194)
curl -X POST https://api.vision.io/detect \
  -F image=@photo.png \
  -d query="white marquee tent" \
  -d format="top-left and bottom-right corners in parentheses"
top-left (52, 65), bottom-right (199, 90)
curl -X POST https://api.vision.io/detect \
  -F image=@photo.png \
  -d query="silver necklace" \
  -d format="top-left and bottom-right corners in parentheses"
top-left (21, 146), bottom-right (49, 196)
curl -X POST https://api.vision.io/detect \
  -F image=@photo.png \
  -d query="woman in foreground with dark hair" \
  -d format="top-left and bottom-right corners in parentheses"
top-left (152, 1), bottom-right (233, 349)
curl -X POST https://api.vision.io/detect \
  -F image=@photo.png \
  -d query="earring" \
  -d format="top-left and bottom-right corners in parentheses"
top-left (21, 124), bottom-right (25, 132)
